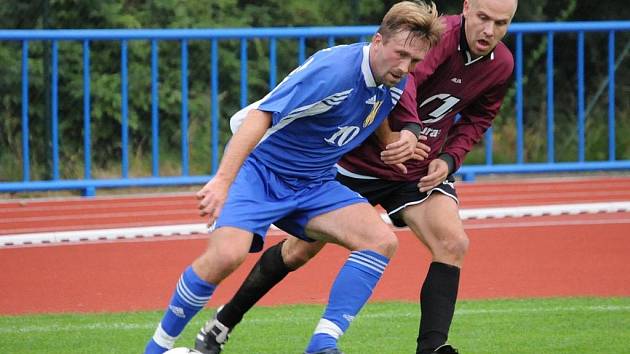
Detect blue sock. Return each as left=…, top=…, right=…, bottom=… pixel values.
left=145, top=266, right=216, bottom=354
left=305, top=250, right=389, bottom=353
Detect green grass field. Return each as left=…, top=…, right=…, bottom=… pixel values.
left=2, top=297, right=629, bottom=354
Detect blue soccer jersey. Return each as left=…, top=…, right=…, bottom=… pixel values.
left=219, top=43, right=408, bottom=251
left=231, top=43, right=406, bottom=182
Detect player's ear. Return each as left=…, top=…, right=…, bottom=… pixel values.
left=463, top=0, right=471, bottom=16
left=372, top=32, right=383, bottom=47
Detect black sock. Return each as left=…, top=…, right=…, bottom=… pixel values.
left=416, top=262, right=460, bottom=354
left=216, top=240, right=290, bottom=329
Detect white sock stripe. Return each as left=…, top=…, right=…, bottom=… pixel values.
left=152, top=323, right=178, bottom=349
left=178, top=276, right=213, bottom=302
left=348, top=257, right=385, bottom=274
left=176, top=279, right=206, bottom=308
left=176, top=278, right=210, bottom=308
left=350, top=251, right=388, bottom=269
left=349, top=252, right=387, bottom=272
left=347, top=258, right=386, bottom=275
left=313, top=318, right=343, bottom=339
left=181, top=280, right=212, bottom=304
left=175, top=284, right=201, bottom=308
left=176, top=283, right=208, bottom=309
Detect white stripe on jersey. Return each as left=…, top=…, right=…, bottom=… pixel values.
left=325, top=90, right=354, bottom=102
left=288, top=90, right=351, bottom=115
left=390, top=86, right=403, bottom=105
left=230, top=90, right=353, bottom=137
left=258, top=89, right=353, bottom=143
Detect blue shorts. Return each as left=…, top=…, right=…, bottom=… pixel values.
left=214, top=157, right=367, bottom=252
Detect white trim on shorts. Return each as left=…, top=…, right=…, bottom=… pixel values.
left=387, top=182, right=459, bottom=216
left=335, top=164, right=379, bottom=180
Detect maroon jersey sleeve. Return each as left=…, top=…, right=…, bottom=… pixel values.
left=442, top=77, right=511, bottom=171
left=388, top=74, right=420, bottom=125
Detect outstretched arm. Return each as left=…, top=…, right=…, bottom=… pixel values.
left=197, top=109, right=272, bottom=225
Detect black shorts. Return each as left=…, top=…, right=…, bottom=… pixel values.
left=335, top=173, right=458, bottom=228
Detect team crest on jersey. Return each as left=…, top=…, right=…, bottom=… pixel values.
left=363, top=100, right=383, bottom=127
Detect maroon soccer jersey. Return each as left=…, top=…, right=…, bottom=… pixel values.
left=338, top=15, right=514, bottom=181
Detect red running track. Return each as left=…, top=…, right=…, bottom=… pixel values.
left=2, top=176, right=630, bottom=235
left=0, top=176, right=629, bottom=315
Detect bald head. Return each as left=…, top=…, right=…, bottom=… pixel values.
left=463, top=0, right=518, bottom=57
left=467, top=0, right=518, bottom=20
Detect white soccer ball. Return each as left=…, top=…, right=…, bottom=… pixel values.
left=164, top=348, right=202, bottom=354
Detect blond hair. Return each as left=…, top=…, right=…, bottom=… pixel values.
left=378, top=1, right=443, bottom=49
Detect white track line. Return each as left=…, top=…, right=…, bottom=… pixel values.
left=463, top=217, right=630, bottom=229
left=458, top=201, right=630, bottom=219
left=2, top=202, right=629, bottom=247
left=0, top=224, right=208, bottom=247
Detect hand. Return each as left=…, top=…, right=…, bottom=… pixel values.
left=380, top=129, right=418, bottom=165
left=413, top=135, right=431, bottom=161
left=196, top=177, right=230, bottom=227
left=418, top=158, right=448, bottom=192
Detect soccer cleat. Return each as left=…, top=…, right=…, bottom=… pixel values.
left=305, top=349, right=344, bottom=354
left=194, top=306, right=230, bottom=354
left=432, top=344, right=459, bottom=354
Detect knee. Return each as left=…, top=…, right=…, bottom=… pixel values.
left=440, top=231, right=469, bottom=261
left=283, top=245, right=315, bottom=269
left=369, top=230, right=398, bottom=258
left=204, top=246, right=248, bottom=274
left=281, top=240, right=323, bottom=270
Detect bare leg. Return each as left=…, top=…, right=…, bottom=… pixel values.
left=145, top=227, right=253, bottom=354
left=304, top=203, right=397, bottom=353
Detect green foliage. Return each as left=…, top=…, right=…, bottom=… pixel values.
left=0, top=0, right=628, bottom=183
left=465, top=0, right=630, bottom=166
left=0, top=0, right=388, bottom=182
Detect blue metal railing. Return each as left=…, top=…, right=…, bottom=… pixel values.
left=0, top=21, right=629, bottom=195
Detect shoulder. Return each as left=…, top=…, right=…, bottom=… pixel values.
left=490, top=42, right=515, bottom=79
left=258, top=44, right=365, bottom=113
left=443, top=15, right=463, bottom=34
left=268, top=43, right=363, bottom=99
left=439, top=15, right=464, bottom=50
left=414, top=16, right=461, bottom=73
left=306, top=43, right=364, bottom=81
